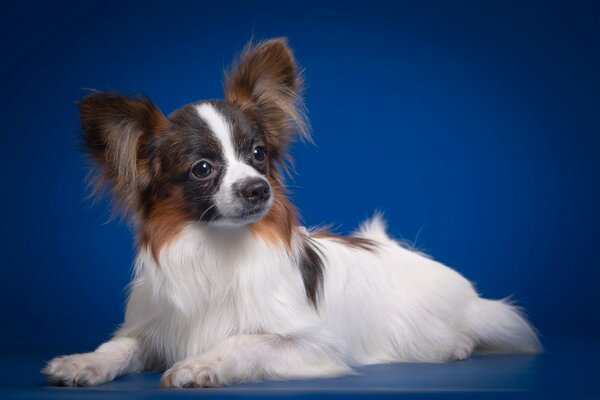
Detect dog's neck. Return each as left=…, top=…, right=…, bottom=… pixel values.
left=134, top=222, right=303, bottom=315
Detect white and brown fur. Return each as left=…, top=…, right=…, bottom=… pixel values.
left=43, top=38, right=541, bottom=388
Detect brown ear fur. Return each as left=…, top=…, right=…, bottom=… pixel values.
left=224, top=38, right=308, bottom=164
left=80, top=92, right=166, bottom=219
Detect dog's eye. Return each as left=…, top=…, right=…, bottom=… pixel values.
left=253, top=145, right=266, bottom=162
left=191, top=161, right=213, bottom=179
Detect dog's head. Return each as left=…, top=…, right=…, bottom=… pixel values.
left=81, top=39, right=306, bottom=236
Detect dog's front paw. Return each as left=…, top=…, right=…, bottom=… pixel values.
left=160, top=359, right=222, bottom=388
left=43, top=353, right=112, bottom=386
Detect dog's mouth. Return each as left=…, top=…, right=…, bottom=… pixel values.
left=212, top=203, right=272, bottom=228
left=237, top=204, right=270, bottom=218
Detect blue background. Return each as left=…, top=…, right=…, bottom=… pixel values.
left=0, top=0, right=598, bottom=362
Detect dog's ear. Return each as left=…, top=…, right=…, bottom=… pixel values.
left=224, top=38, right=308, bottom=163
left=79, top=92, right=166, bottom=218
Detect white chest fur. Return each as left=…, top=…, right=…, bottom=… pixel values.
left=117, top=224, right=319, bottom=366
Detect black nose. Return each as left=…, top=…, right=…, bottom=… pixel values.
left=238, top=178, right=270, bottom=204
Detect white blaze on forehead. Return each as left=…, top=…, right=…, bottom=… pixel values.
left=195, top=103, right=236, bottom=163
left=196, top=102, right=268, bottom=224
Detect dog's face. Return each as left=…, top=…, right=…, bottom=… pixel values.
left=80, top=38, right=306, bottom=231
left=155, top=101, right=273, bottom=227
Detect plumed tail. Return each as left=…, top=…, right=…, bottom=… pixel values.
left=355, top=212, right=390, bottom=242
left=467, top=298, right=541, bottom=354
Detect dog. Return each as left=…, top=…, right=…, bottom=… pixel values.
left=43, top=38, right=540, bottom=388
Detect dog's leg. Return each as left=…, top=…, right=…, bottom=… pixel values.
left=160, top=329, right=351, bottom=388
left=43, top=337, right=143, bottom=386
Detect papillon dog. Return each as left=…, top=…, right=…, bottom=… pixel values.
left=44, top=38, right=540, bottom=388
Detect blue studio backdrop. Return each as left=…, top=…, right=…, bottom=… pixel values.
left=0, top=0, right=598, bottom=362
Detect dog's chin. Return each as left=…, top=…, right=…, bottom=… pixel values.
left=209, top=205, right=271, bottom=229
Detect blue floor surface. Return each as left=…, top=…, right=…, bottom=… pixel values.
left=0, top=337, right=598, bottom=399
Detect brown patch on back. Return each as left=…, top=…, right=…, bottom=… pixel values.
left=138, top=187, right=193, bottom=262
left=249, top=176, right=298, bottom=249
left=312, top=230, right=378, bottom=252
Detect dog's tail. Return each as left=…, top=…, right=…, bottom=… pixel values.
left=466, top=298, right=542, bottom=354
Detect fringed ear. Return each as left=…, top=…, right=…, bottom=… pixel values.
left=224, top=38, right=308, bottom=164
left=79, top=92, right=166, bottom=219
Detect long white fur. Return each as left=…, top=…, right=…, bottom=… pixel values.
left=44, top=216, right=540, bottom=387
left=45, top=110, right=540, bottom=388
